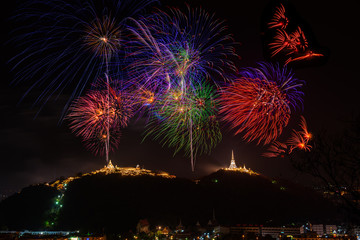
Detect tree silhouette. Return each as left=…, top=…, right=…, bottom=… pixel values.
left=291, top=116, right=360, bottom=223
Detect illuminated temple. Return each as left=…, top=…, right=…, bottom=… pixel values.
left=223, top=151, right=259, bottom=175
left=49, top=160, right=176, bottom=190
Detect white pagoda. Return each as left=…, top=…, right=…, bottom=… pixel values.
left=223, top=150, right=259, bottom=175
left=228, top=150, right=237, bottom=169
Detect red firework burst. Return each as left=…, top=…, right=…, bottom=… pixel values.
left=263, top=116, right=312, bottom=157
left=287, top=116, right=312, bottom=153
left=67, top=87, right=134, bottom=155
left=83, top=128, right=121, bottom=156
left=262, top=141, right=288, bottom=158
left=287, top=129, right=312, bottom=153
left=268, top=4, right=289, bottom=29
left=269, top=27, right=309, bottom=58
left=298, top=115, right=312, bottom=142
left=220, top=77, right=291, bottom=145
left=269, top=30, right=293, bottom=57
left=289, top=27, right=308, bottom=53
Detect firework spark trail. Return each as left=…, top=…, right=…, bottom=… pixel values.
left=189, top=118, right=194, bottom=172
left=126, top=18, right=175, bottom=91
left=285, top=50, right=324, bottom=65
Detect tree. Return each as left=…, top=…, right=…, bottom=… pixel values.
left=291, top=116, right=360, bottom=223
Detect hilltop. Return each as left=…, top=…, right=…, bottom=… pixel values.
left=0, top=164, right=338, bottom=233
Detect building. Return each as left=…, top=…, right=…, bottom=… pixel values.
left=223, top=151, right=259, bottom=175
left=214, top=225, right=230, bottom=235
left=312, top=225, right=324, bottom=236
left=261, top=227, right=300, bottom=238
left=230, top=225, right=260, bottom=235
left=229, top=150, right=238, bottom=169
left=325, top=225, right=337, bottom=235
left=229, top=225, right=300, bottom=239
left=137, top=219, right=150, bottom=234
left=0, top=231, right=105, bottom=240
left=308, top=224, right=337, bottom=236
left=49, top=161, right=176, bottom=190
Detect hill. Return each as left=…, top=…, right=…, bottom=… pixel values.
left=0, top=168, right=338, bottom=233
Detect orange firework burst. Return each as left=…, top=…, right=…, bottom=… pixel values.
left=287, top=116, right=313, bottom=153
left=267, top=4, right=324, bottom=66
left=268, top=4, right=288, bottom=29
left=84, top=16, right=121, bottom=57
left=287, top=130, right=312, bottom=153
left=269, top=27, right=308, bottom=58
left=137, top=87, right=155, bottom=106
left=299, top=115, right=312, bottom=141
left=263, top=116, right=313, bottom=157
left=289, top=27, right=309, bottom=53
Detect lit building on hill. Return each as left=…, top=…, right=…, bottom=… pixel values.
left=223, top=150, right=259, bottom=175
left=49, top=160, right=175, bottom=190
left=228, top=150, right=238, bottom=169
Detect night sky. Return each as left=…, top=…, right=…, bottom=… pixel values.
left=1, top=0, right=359, bottom=197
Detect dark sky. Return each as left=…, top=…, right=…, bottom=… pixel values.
left=1, top=0, right=359, bottom=196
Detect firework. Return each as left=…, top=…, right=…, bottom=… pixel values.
left=269, top=30, right=293, bottom=57
left=263, top=116, right=312, bottom=157
left=285, top=50, right=324, bottom=65
left=262, top=141, right=288, bottom=158
left=287, top=130, right=312, bottom=153
left=67, top=86, right=134, bottom=156
left=144, top=81, right=221, bottom=171
left=289, top=27, right=309, bottom=53
left=136, top=87, right=156, bottom=106
left=268, top=4, right=288, bottom=29
left=287, top=116, right=312, bottom=153
left=126, top=19, right=175, bottom=91
left=220, top=62, right=304, bottom=145
left=266, top=4, right=324, bottom=65
left=298, top=115, right=312, bottom=141
left=156, top=6, right=238, bottom=82
left=84, top=16, right=121, bottom=57
left=10, top=0, right=158, bottom=115
left=126, top=6, right=238, bottom=92
left=269, top=26, right=308, bottom=59
left=83, top=128, right=121, bottom=156
left=239, top=62, right=304, bottom=110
